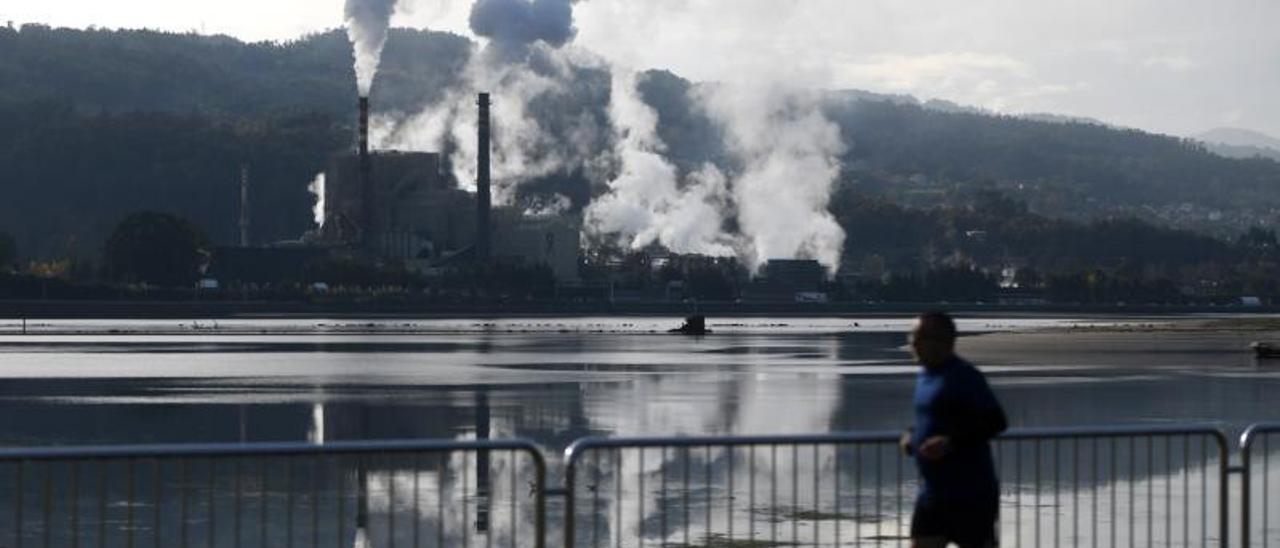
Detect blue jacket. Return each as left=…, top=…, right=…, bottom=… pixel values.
left=911, top=355, right=1008, bottom=503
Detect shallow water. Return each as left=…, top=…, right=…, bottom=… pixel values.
left=0, top=316, right=1278, bottom=545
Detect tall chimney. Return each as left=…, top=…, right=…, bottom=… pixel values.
left=476, top=92, right=491, bottom=263
left=238, top=163, right=250, bottom=247
left=358, top=96, right=373, bottom=249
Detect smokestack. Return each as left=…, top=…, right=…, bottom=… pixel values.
left=476, top=92, right=491, bottom=263
left=359, top=96, right=373, bottom=248
left=238, top=163, right=250, bottom=247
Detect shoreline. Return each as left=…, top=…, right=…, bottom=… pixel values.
left=2, top=298, right=1278, bottom=320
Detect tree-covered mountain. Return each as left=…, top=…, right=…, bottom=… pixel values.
left=3, top=23, right=1280, bottom=276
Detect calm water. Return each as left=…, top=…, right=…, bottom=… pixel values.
left=0, top=316, right=1277, bottom=545
left=0, top=316, right=1276, bottom=449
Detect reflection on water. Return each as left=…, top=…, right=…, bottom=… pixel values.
left=0, top=316, right=1278, bottom=544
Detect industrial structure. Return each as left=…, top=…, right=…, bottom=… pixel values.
left=312, top=93, right=580, bottom=282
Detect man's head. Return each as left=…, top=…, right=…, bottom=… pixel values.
left=910, top=311, right=957, bottom=368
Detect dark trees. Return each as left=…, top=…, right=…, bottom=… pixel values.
left=105, top=212, right=209, bottom=286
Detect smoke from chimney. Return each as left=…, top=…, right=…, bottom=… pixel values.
left=469, top=0, right=578, bottom=57
left=345, top=0, right=399, bottom=96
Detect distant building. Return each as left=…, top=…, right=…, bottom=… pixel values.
left=763, top=259, right=824, bottom=292
left=318, top=150, right=581, bottom=282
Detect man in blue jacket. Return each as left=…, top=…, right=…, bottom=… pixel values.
left=899, top=311, right=1008, bottom=548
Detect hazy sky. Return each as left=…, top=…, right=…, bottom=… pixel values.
left=7, top=0, right=1279, bottom=138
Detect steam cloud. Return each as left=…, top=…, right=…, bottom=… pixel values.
left=345, top=0, right=399, bottom=96
left=374, top=0, right=848, bottom=274
left=585, top=71, right=739, bottom=257
left=700, top=86, right=847, bottom=274
left=469, top=0, right=578, bottom=51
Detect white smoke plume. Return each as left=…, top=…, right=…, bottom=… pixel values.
left=697, top=85, right=847, bottom=274
left=375, top=0, right=604, bottom=206
left=345, top=0, right=399, bottom=96
left=308, top=172, right=326, bottom=228
left=585, top=70, right=739, bottom=257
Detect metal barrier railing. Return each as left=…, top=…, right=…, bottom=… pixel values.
left=0, top=439, right=547, bottom=548
left=561, top=426, right=1231, bottom=547
left=0, top=424, right=1256, bottom=547
left=1241, top=422, right=1280, bottom=547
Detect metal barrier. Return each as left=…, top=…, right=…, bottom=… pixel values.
left=0, top=439, right=547, bottom=548
left=1241, top=422, right=1280, bottom=547
left=562, top=426, right=1231, bottom=547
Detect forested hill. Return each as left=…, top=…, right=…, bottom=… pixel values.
left=2, top=24, right=1280, bottom=264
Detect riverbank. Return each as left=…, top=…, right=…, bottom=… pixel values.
left=1, top=298, right=1277, bottom=320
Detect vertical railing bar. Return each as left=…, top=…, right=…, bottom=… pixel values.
left=41, top=461, right=52, bottom=548
left=1053, top=438, right=1059, bottom=548
left=812, top=444, right=819, bottom=548
left=661, top=447, right=668, bottom=546
left=507, top=452, right=515, bottom=548
left=311, top=456, right=320, bottom=548
left=637, top=448, right=644, bottom=548
left=590, top=450, right=599, bottom=547
left=685, top=446, right=693, bottom=548
left=791, top=444, right=798, bottom=546
left=1034, top=438, right=1040, bottom=547
left=153, top=460, right=162, bottom=548
left=437, top=456, right=445, bottom=548
left=854, top=443, right=861, bottom=548
left=337, top=456, right=347, bottom=548
left=874, top=443, right=881, bottom=545
left=1165, top=435, right=1171, bottom=547
left=770, top=444, right=777, bottom=547
left=1182, top=435, right=1188, bottom=547
left=97, top=460, right=106, bottom=548
left=126, top=458, right=135, bottom=548
left=70, top=460, right=80, bottom=548
left=1201, top=435, right=1206, bottom=547
left=208, top=459, right=217, bottom=548
left=833, top=444, right=841, bottom=548
left=286, top=457, right=294, bottom=548
left=728, top=445, right=735, bottom=542
left=706, top=446, right=713, bottom=546
left=1073, top=437, right=1079, bottom=547
left=1091, top=437, right=1098, bottom=548
left=895, top=442, right=903, bottom=548
left=1265, top=433, right=1271, bottom=548
left=463, top=449, right=471, bottom=548
left=614, top=449, right=621, bottom=548
left=16, top=461, right=24, bottom=548
left=234, top=458, right=242, bottom=548
left=1152, top=435, right=1162, bottom=545
left=259, top=458, right=267, bottom=548
left=413, top=454, right=421, bottom=548
left=1015, top=439, right=1021, bottom=545
left=1111, top=437, right=1117, bottom=548
left=748, top=446, right=755, bottom=544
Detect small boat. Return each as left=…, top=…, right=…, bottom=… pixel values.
left=669, top=315, right=710, bottom=335
left=1251, top=341, right=1280, bottom=359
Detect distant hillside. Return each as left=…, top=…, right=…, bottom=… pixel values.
left=3, top=25, right=1280, bottom=263
left=1196, top=127, right=1280, bottom=162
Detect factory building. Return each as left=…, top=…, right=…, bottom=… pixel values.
left=315, top=93, right=581, bottom=282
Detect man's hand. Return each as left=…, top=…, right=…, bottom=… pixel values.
left=899, top=429, right=914, bottom=456
left=917, top=435, right=952, bottom=461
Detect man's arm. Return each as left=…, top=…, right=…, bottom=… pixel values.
left=950, top=367, right=1008, bottom=448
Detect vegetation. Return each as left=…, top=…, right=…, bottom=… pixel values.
left=105, top=212, right=210, bottom=286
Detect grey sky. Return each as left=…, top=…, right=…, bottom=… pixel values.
left=8, top=0, right=1279, bottom=137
